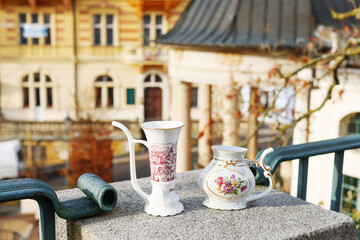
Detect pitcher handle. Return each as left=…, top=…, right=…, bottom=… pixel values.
left=112, top=121, right=150, bottom=203
left=246, top=147, right=274, bottom=202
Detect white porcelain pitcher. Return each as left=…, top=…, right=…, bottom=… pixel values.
left=112, top=121, right=184, bottom=216
left=198, top=145, right=274, bottom=210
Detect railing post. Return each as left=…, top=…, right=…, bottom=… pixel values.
left=330, top=151, right=344, bottom=212
left=37, top=198, right=55, bottom=240
left=297, top=157, right=309, bottom=200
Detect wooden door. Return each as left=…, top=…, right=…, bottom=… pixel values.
left=144, top=87, right=162, bottom=121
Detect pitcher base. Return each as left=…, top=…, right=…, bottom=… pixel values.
left=145, top=200, right=184, bottom=216
left=203, top=198, right=247, bottom=210
left=144, top=180, right=184, bottom=216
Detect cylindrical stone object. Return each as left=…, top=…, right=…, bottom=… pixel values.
left=77, top=173, right=118, bottom=211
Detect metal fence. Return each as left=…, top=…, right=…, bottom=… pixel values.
left=256, top=134, right=360, bottom=238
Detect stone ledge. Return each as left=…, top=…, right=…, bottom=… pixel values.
left=55, top=170, right=357, bottom=240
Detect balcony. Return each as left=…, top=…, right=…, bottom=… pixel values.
left=123, top=46, right=168, bottom=65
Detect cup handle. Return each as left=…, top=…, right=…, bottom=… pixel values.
left=112, top=121, right=150, bottom=203
left=246, top=147, right=274, bottom=202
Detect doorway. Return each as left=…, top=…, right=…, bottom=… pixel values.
left=144, top=87, right=162, bottom=121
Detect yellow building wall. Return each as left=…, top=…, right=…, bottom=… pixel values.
left=76, top=62, right=140, bottom=121
left=0, top=62, right=75, bottom=121
left=0, top=0, right=189, bottom=58
left=75, top=0, right=142, bottom=56
left=168, top=0, right=189, bottom=29
left=0, top=0, right=190, bottom=122
left=0, top=0, right=74, bottom=58
left=0, top=0, right=190, bottom=169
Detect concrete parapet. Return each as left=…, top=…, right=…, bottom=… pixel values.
left=56, top=170, right=357, bottom=239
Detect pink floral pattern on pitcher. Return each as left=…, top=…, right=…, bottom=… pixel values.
left=215, top=175, right=247, bottom=195
left=149, top=143, right=177, bottom=182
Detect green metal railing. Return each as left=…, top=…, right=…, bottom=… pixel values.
left=0, top=173, right=118, bottom=240
left=255, top=134, right=360, bottom=237
left=1, top=135, right=360, bottom=239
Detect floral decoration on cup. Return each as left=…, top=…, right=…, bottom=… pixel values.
left=215, top=174, right=247, bottom=195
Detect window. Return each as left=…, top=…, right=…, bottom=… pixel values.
left=22, top=76, right=29, bottom=108
left=19, top=14, right=27, bottom=45
left=95, top=75, right=114, bottom=108
left=106, top=15, right=114, bottom=46
left=143, top=15, right=151, bottom=46
left=341, top=175, right=360, bottom=214
left=93, top=14, right=101, bottom=45
left=31, top=14, right=39, bottom=45
left=107, top=87, right=114, bottom=107
left=144, top=75, right=151, bottom=82
left=143, top=14, right=164, bottom=46
left=144, top=73, right=162, bottom=83
left=127, top=88, right=135, bottom=105
left=34, top=72, right=40, bottom=82
left=95, top=87, right=102, bottom=108
left=23, top=88, right=29, bottom=108
left=348, top=113, right=360, bottom=135
left=45, top=76, right=53, bottom=108
left=155, top=75, right=162, bottom=82
left=35, top=88, right=40, bottom=106
left=191, top=87, right=198, bottom=107
left=155, top=15, right=163, bottom=38
left=44, top=14, right=51, bottom=45
left=19, top=13, right=52, bottom=46
left=46, top=88, right=53, bottom=107
left=22, top=73, right=53, bottom=108
left=93, top=14, right=114, bottom=46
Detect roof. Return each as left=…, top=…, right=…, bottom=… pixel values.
left=157, top=0, right=360, bottom=49
left=157, top=0, right=314, bottom=49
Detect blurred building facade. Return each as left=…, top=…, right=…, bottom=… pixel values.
left=158, top=0, right=312, bottom=171
left=159, top=0, right=360, bottom=216
left=290, top=1, right=360, bottom=213
left=292, top=68, right=360, bottom=212
left=0, top=0, right=190, bottom=122
left=0, top=0, right=190, bottom=170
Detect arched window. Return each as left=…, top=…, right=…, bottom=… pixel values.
left=144, top=75, right=151, bottom=82
left=155, top=74, right=162, bottom=82
left=338, top=113, right=360, bottom=214
left=21, top=73, right=53, bottom=108
left=348, top=113, right=360, bottom=135
left=95, top=75, right=114, bottom=108
left=143, top=73, right=162, bottom=83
